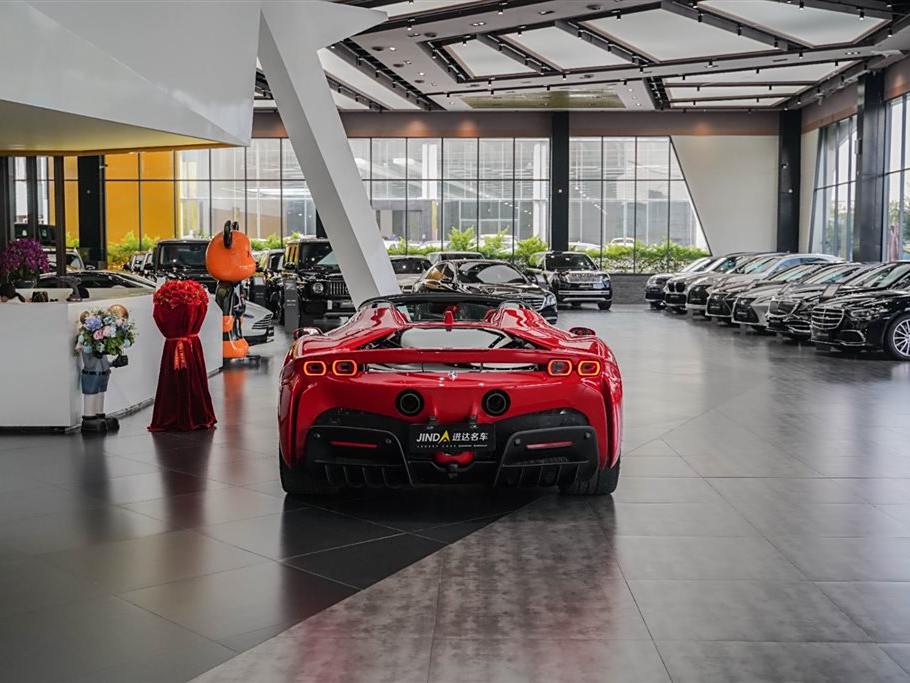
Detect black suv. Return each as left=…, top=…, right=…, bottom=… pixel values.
left=527, top=251, right=612, bottom=310
left=282, top=239, right=353, bottom=327
left=149, top=239, right=217, bottom=292
left=251, top=248, right=284, bottom=313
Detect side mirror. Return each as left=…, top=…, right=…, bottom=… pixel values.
left=293, top=327, right=323, bottom=340
left=85, top=265, right=96, bottom=271
left=569, top=326, right=596, bottom=337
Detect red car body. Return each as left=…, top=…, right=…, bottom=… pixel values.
left=278, top=295, right=622, bottom=495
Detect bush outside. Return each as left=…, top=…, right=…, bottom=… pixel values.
left=98, top=230, right=708, bottom=273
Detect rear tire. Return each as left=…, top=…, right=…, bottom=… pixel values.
left=280, top=454, right=339, bottom=496
left=885, top=313, right=910, bottom=361
left=560, top=458, right=619, bottom=496
left=598, top=301, right=612, bottom=311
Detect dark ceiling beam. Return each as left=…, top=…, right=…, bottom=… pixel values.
left=554, top=19, right=653, bottom=66
left=325, top=75, right=386, bottom=111
left=420, top=40, right=473, bottom=84
left=797, top=0, right=893, bottom=21
left=475, top=33, right=555, bottom=74
left=333, top=40, right=442, bottom=109
left=662, top=0, right=811, bottom=50
left=355, top=0, right=548, bottom=33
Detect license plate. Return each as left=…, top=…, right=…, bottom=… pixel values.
left=409, top=423, right=494, bottom=452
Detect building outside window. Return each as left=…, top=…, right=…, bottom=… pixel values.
left=884, top=96, right=910, bottom=261
left=809, top=116, right=857, bottom=260
left=568, top=136, right=708, bottom=273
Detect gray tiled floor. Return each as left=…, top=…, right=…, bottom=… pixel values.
left=3, top=306, right=910, bottom=682
left=191, top=306, right=910, bottom=682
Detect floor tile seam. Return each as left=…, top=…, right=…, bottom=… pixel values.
left=288, top=501, right=438, bottom=535
left=106, top=593, right=234, bottom=652
left=272, top=563, right=364, bottom=592
left=104, top=557, right=291, bottom=597
left=279, top=530, right=413, bottom=561
left=590, top=511, right=672, bottom=679
left=190, top=524, right=403, bottom=563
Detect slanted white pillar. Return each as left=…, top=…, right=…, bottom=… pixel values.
left=259, top=1, right=400, bottom=304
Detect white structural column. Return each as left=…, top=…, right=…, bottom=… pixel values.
left=259, top=1, right=400, bottom=304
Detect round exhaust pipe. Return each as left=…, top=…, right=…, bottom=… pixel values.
left=482, top=390, right=510, bottom=417
left=396, top=390, right=424, bottom=416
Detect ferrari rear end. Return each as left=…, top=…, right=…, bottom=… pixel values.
left=278, top=318, right=622, bottom=496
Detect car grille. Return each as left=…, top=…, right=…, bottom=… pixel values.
left=687, top=288, right=708, bottom=305
left=733, top=299, right=758, bottom=323
left=707, top=293, right=731, bottom=316
left=251, top=313, right=273, bottom=329
left=524, top=295, right=545, bottom=310
left=667, top=281, right=686, bottom=293
left=811, top=305, right=844, bottom=330
left=326, top=280, right=349, bottom=298
left=789, top=320, right=810, bottom=334
left=564, top=273, right=601, bottom=284
left=770, top=299, right=796, bottom=315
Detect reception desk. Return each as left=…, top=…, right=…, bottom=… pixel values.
left=0, top=289, right=222, bottom=430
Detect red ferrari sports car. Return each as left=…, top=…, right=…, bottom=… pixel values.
left=278, top=294, right=622, bottom=496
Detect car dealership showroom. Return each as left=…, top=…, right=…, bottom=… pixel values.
left=4, top=1, right=910, bottom=681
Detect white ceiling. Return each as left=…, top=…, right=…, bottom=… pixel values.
left=701, top=0, right=886, bottom=48
left=504, top=26, right=630, bottom=70
left=446, top=39, right=536, bottom=77
left=668, top=84, right=804, bottom=99
left=583, top=9, right=773, bottom=62
left=671, top=96, right=787, bottom=108
left=283, top=0, right=907, bottom=112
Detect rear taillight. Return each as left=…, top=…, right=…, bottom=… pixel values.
left=577, top=360, right=602, bottom=376
left=547, top=359, right=572, bottom=376
left=332, top=359, right=358, bottom=376
left=303, top=360, right=327, bottom=376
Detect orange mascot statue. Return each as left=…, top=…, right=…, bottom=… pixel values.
left=206, top=221, right=256, bottom=360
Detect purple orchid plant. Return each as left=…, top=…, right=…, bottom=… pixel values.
left=0, top=238, right=50, bottom=282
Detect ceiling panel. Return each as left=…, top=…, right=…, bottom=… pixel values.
left=668, top=84, right=804, bottom=99
left=377, top=0, right=485, bottom=19
left=331, top=90, right=370, bottom=110
left=700, top=0, right=886, bottom=48
left=447, top=40, right=537, bottom=77
left=663, top=61, right=850, bottom=85
left=504, top=26, right=629, bottom=70
left=584, top=9, right=773, bottom=62
left=318, top=48, right=420, bottom=110
left=670, top=97, right=787, bottom=108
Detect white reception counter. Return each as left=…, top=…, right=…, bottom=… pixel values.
left=0, top=289, right=222, bottom=430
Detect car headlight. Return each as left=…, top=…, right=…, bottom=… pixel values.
left=848, top=306, right=888, bottom=321
left=602, top=274, right=612, bottom=285
left=543, top=293, right=557, bottom=308
left=310, top=282, right=325, bottom=295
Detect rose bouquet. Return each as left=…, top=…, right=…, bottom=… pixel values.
left=75, top=307, right=136, bottom=358
left=0, top=238, right=50, bottom=284
left=153, top=279, right=210, bottom=309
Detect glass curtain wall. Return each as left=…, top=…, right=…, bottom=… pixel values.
left=101, top=137, right=548, bottom=265
left=883, top=96, right=910, bottom=261
left=568, top=136, right=708, bottom=273
left=12, top=156, right=79, bottom=245
left=360, top=137, right=550, bottom=252
left=809, top=116, right=857, bottom=259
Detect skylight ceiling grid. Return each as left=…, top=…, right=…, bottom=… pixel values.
left=583, top=9, right=774, bottom=62
left=700, top=0, right=887, bottom=48
left=446, top=39, right=537, bottom=78
left=503, top=26, right=630, bottom=70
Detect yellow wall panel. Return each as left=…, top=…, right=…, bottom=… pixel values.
left=141, top=181, right=176, bottom=241
left=105, top=181, right=139, bottom=245
left=106, top=153, right=138, bottom=180
left=140, top=151, right=174, bottom=180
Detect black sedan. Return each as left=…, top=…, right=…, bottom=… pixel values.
left=811, top=289, right=910, bottom=360
left=413, top=259, right=558, bottom=323
left=526, top=251, right=612, bottom=310
left=768, top=262, right=910, bottom=341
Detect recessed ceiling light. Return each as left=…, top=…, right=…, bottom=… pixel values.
left=418, top=71, right=425, bottom=76
left=538, top=9, right=553, bottom=15
left=388, top=46, right=397, bottom=51
left=471, top=21, right=486, bottom=26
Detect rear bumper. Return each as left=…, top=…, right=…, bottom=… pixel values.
left=293, top=408, right=600, bottom=488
